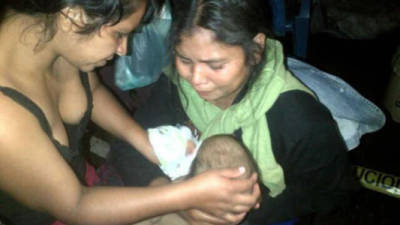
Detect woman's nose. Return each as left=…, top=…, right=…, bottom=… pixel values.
left=116, top=37, right=128, bottom=56
left=191, top=64, right=206, bottom=85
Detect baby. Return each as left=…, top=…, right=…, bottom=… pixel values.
left=135, top=131, right=258, bottom=225
left=189, top=134, right=257, bottom=179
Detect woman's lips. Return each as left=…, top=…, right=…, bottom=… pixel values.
left=196, top=89, right=211, bottom=97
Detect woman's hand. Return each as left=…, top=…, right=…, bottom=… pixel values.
left=179, top=208, right=247, bottom=225
left=183, top=168, right=261, bottom=224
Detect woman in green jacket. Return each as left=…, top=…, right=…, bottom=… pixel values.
left=110, top=0, right=356, bottom=224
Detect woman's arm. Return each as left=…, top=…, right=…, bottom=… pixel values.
left=0, top=97, right=260, bottom=225
left=88, top=71, right=159, bottom=164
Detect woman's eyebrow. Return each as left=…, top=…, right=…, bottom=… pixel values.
left=175, top=51, right=190, bottom=60
left=175, top=51, right=226, bottom=63
left=199, top=58, right=226, bottom=64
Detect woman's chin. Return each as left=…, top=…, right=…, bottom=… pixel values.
left=196, top=90, right=213, bottom=98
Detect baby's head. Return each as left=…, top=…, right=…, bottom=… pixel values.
left=190, top=134, right=257, bottom=178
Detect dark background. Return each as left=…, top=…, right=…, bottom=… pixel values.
left=284, top=1, right=400, bottom=224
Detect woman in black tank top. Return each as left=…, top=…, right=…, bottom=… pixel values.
left=0, top=1, right=260, bottom=225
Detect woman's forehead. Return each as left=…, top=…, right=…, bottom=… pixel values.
left=177, top=29, right=242, bottom=56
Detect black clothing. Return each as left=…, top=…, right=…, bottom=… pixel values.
left=245, top=91, right=355, bottom=223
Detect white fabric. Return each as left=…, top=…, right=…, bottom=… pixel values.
left=148, top=125, right=201, bottom=180
left=287, top=57, right=386, bottom=150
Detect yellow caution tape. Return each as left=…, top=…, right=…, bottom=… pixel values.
left=356, top=165, right=400, bottom=199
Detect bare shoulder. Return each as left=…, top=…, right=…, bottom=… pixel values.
left=0, top=92, right=38, bottom=142
left=0, top=90, right=63, bottom=164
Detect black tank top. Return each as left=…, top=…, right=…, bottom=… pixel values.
left=0, top=72, right=93, bottom=225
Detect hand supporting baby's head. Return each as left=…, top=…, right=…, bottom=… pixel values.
left=189, top=134, right=258, bottom=179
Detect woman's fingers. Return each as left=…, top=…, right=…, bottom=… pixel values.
left=223, top=212, right=247, bottom=225
left=184, top=209, right=247, bottom=225
left=184, top=209, right=227, bottom=225
left=253, top=181, right=262, bottom=209
left=227, top=173, right=261, bottom=209
left=187, top=169, right=260, bottom=219
left=217, top=167, right=247, bottom=179
left=223, top=170, right=259, bottom=193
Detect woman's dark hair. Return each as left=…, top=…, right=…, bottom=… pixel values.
left=1, top=0, right=164, bottom=47
left=169, top=0, right=273, bottom=79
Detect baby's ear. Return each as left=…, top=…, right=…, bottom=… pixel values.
left=252, top=33, right=266, bottom=64
left=59, top=6, right=88, bottom=33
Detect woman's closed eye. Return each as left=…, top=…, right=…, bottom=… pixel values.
left=178, top=56, right=193, bottom=65
left=208, top=63, right=224, bottom=70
